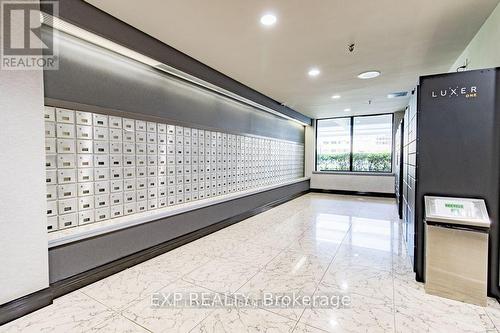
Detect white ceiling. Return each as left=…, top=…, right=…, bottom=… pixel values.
left=86, top=0, right=499, bottom=119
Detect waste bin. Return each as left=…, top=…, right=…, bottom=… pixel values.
left=424, top=196, right=490, bottom=306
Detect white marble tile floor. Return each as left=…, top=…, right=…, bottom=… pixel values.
left=2, top=193, right=498, bottom=333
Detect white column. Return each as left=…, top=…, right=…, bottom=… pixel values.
left=0, top=0, right=49, bottom=304
left=304, top=123, right=315, bottom=177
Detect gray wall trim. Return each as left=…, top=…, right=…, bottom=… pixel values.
left=48, top=180, right=310, bottom=283
left=39, top=0, right=311, bottom=125
left=310, top=188, right=396, bottom=198
left=0, top=288, right=52, bottom=326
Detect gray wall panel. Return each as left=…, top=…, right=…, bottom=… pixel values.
left=49, top=180, right=310, bottom=283
left=43, top=30, right=304, bottom=143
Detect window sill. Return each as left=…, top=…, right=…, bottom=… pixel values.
left=312, top=171, right=395, bottom=177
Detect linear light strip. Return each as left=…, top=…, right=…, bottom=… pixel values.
left=40, top=13, right=309, bottom=126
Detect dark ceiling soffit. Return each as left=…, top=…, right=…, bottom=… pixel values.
left=40, top=0, right=311, bottom=126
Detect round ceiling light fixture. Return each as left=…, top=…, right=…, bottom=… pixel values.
left=357, top=70, right=381, bottom=79
left=260, top=13, right=277, bottom=26
left=308, top=68, right=320, bottom=77
left=331, top=95, right=341, bottom=99
left=344, top=108, right=351, bottom=112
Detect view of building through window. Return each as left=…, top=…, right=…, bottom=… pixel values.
left=352, top=114, right=393, bottom=171
left=316, top=117, right=351, bottom=171
left=316, top=114, right=393, bottom=172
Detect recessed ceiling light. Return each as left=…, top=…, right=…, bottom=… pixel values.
left=260, top=14, right=277, bottom=26
left=308, top=68, right=320, bottom=77
left=344, top=108, right=351, bottom=112
left=331, top=95, right=341, bottom=99
left=358, top=70, right=381, bottom=79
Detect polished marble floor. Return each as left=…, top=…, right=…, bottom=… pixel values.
left=2, top=193, right=500, bottom=332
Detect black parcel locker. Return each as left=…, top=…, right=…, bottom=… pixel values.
left=415, top=68, right=500, bottom=298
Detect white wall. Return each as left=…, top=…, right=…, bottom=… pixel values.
left=304, top=123, right=315, bottom=176
left=310, top=173, right=395, bottom=193
left=304, top=120, right=396, bottom=194
left=450, top=2, right=500, bottom=71
left=0, top=0, right=49, bottom=304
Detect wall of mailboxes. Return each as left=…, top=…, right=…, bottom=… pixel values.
left=44, top=106, right=305, bottom=232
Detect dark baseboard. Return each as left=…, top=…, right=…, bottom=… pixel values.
left=310, top=188, right=396, bottom=198
left=0, top=288, right=52, bottom=326
left=1, top=189, right=308, bottom=325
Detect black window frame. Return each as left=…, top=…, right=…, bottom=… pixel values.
left=315, top=113, right=394, bottom=173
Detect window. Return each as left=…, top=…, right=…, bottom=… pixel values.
left=316, top=118, right=351, bottom=171
left=316, top=114, right=393, bottom=173
left=352, top=114, right=393, bottom=172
